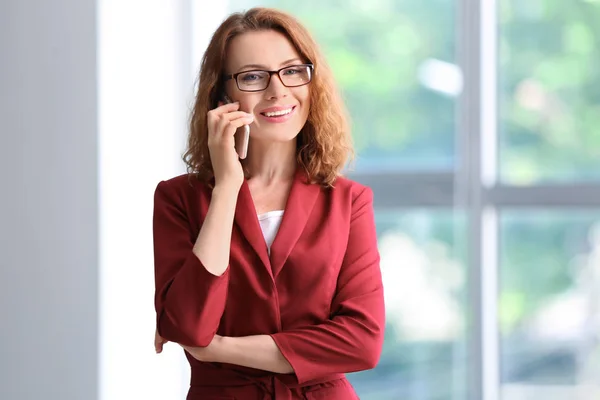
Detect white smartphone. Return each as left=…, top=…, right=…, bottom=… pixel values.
left=223, top=94, right=250, bottom=159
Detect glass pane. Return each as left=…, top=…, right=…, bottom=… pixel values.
left=227, top=0, right=458, bottom=172
left=351, top=209, right=467, bottom=400
left=499, top=1, right=600, bottom=184
left=500, top=211, right=600, bottom=399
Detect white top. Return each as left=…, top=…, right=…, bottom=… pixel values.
left=257, top=210, right=284, bottom=255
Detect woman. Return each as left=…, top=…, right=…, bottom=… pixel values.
left=153, top=7, right=385, bottom=399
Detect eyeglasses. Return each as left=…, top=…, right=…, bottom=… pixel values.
left=224, top=64, right=314, bottom=92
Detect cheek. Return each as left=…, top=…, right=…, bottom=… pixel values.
left=238, top=95, right=261, bottom=114
left=297, top=91, right=310, bottom=119
left=300, top=89, right=310, bottom=107
left=300, top=99, right=310, bottom=121
left=242, top=101, right=257, bottom=114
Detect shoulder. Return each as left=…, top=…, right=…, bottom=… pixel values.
left=330, top=175, right=374, bottom=206
left=153, top=173, right=211, bottom=205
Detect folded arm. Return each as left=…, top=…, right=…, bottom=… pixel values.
left=153, top=181, right=239, bottom=347
left=206, top=187, right=385, bottom=383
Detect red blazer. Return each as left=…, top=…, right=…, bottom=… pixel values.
left=153, top=168, right=385, bottom=399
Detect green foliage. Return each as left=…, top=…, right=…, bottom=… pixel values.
left=231, top=0, right=456, bottom=170
left=500, top=1, right=600, bottom=183
left=225, top=0, right=600, bottom=397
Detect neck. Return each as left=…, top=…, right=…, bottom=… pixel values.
left=245, top=137, right=297, bottom=185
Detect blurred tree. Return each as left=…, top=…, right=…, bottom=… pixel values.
left=500, top=0, right=600, bottom=183
left=229, top=0, right=456, bottom=172
left=221, top=0, right=600, bottom=397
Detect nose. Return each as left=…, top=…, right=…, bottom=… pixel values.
left=264, top=72, right=288, bottom=100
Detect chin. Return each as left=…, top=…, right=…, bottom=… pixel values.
left=252, top=127, right=302, bottom=143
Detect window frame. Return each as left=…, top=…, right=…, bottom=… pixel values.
left=348, top=1, right=600, bottom=399
left=197, top=1, right=600, bottom=399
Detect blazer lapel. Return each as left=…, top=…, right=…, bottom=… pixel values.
left=270, top=169, right=320, bottom=278
left=234, top=181, right=272, bottom=277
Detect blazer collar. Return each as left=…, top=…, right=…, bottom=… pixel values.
left=234, top=167, right=321, bottom=279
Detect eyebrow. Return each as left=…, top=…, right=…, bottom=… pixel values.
left=236, top=58, right=304, bottom=72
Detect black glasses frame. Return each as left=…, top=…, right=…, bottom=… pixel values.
left=224, top=63, right=314, bottom=92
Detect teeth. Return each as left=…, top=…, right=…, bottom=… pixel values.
left=264, top=108, right=293, bottom=117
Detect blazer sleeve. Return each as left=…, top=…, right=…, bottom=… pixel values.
left=270, top=186, right=386, bottom=384
left=153, top=180, right=229, bottom=347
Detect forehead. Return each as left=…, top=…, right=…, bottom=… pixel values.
left=225, top=30, right=302, bottom=72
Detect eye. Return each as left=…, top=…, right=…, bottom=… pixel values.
left=283, top=67, right=302, bottom=75
left=239, top=71, right=267, bottom=82
left=240, top=74, right=258, bottom=81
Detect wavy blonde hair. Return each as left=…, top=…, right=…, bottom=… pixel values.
left=183, top=7, right=353, bottom=187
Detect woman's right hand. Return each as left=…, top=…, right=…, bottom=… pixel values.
left=206, top=101, right=254, bottom=190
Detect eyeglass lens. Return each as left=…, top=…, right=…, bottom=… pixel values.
left=236, top=65, right=312, bottom=91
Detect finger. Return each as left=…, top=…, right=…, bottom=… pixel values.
left=207, top=102, right=240, bottom=130
left=220, top=110, right=254, bottom=122
left=215, top=114, right=254, bottom=135
left=217, top=115, right=254, bottom=139
left=211, top=112, right=253, bottom=139
left=155, top=331, right=168, bottom=352
left=213, top=101, right=240, bottom=114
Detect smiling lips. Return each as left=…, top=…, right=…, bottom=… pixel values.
left=259, top=105, right=296, bottom=123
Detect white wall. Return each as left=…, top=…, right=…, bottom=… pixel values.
left=0, top=1, right=229, bottom=399
left=97, top=0, right=192, bottom=398
left=0, top=0, right=99, bottom=399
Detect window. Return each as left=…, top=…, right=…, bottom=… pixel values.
left=500, top=211, right=600, bottom=399
left=217, top=1, right=600, bottom=398
left=499, top=0, right=600, bottom=184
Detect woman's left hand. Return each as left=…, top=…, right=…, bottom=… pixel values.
left=155, top=329, right=169, bottom=353
left=181, top=334, right=223, bottom=363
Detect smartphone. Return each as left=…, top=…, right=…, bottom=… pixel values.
left=223, top=94, right=250, bottom=160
